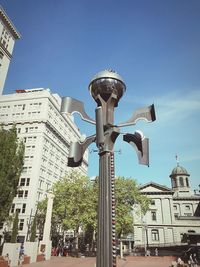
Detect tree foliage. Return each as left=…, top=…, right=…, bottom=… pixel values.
left=37, top=172, right=149, bottom=248
left=52, top=171, right=97, bottom=235
left=30, top=215, right=37, bottom=242
left=0, top=125, right=24, bottom=224
left=115, top=176, right=150, bottom=238
left=10, top=211, right=19, bottom=243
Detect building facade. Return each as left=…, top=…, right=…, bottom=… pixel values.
left=0, top=6, right=20, bottom=95
left=133, top=164, right=200, bottom=252
left=0, top=88, right=88, bottom=242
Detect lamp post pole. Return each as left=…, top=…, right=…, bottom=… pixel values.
left=89, top=71, right=126, bottom=267
left=61, top=69, right=156, bottom=267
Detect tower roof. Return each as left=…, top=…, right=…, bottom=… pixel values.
left=170, top=165, right=190, bottom=177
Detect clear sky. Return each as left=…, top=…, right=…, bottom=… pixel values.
left=1, top=0, right=200, bottom=189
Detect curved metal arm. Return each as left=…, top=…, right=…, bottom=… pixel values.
left=68, top=134, right=96, bottom=167
left=61, top=96, right=96, bottom=125
left=123, top=131, right=149, bottom=166
left=118, top=104, right=156, bottom=127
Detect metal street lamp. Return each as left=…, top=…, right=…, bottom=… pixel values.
left=61, top=69, right=156, bottom=267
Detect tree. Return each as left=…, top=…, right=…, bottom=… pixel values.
left=37, top=173, right=149, bottom=250
left=30, top=215, right=37, bottom=242
left=10, top=211, right=19, bottom=243
left=0, top=125, right=24, bottom=224
left=115, top=176, right=150, bottom=238
left=52, top=171, right=97, bottom=249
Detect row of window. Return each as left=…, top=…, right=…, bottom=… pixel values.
left=19, top=178, right=30, bottom=187
left=17, top=190, right=28, bottom=198
left=11, top=204, right=26, bottom=214
left=173, top=204, right=191, bottom=210
left=172, top=177, right=189, bottom=188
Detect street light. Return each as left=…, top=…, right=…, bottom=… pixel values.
left=61, top=69, right=156, bottom=267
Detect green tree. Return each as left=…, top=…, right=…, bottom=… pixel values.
left=115, top=176, right=150, bottom=238
left=37, top=173, right=149, bottom=250
left=10, top=211, right=19, bottom=243
left=52, top=171, right=97, bottom=249
left=30, top=215, right=37, bottom=242
left=0, top=125, right=24, bottom=224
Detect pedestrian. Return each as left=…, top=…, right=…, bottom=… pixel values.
left=177, top=257, right=184, bottom=266
left=146, top=249, right=151, bottom=256
left=42, top=248, right=46, bottom=260
left=4, top=253, right=11, bottom=267
left=19, top=253, right=24, bottom=267
left=19, top=243, right=25, bottom=267
left=155, top=248, right=158, bottom=256
left=188, top=253, right=195, bottom=267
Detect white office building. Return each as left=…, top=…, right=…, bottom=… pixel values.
left=0, top=88, right=88, bottom=242
left=133, top=164, right=200, bottom=252
left=0, top=6, right=20, bottom=95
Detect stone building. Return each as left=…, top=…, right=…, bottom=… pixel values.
left=0, top=6, right=20, bottom=94
left=0, top=88, right=88, bottom=243
left=133, top=164, right=200, bottom=252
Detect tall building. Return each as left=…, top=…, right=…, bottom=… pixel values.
left=133, top=163, right=200, bottom=253
left=0, top=6, right=20, bottom=95
left=0, top=88, right=88, bottom=242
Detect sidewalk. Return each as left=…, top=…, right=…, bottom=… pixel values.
left=17, top=256, right=174, bottom=267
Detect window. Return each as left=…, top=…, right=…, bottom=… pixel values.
left=20, top=178, right=26, bottom=186
left=11, top=204, right=15, bottom=213
left=173, top=205, right=177, bottom=210
left=174, top=214, right=179, bottom=220
left=186, top=178, right=189, bottom=187
left=19, top=219, right=24, bottom=230
left=26, top=178, right=30, bottom=186
left=179, top=177, right=184, bottom=187
left=22, top=204, right=26, bottom=213
left=151, top=211, right=157, bottom=221
left=0, top=51, right=3, bottom=67
left=18, top=190, right=23, bottom=198
left=185, top=205, right=190, bottom=210
left=24, top=190, right=28, bottom=198
left=16, top=208, right=20, bottom=214
left=151, top=200, right=155, bottom=205
left=151, top=229, right=159, bottom=241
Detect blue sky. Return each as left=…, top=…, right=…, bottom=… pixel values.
left=1, top=0, right=200, bottom=189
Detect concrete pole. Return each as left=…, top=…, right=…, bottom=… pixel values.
left=42, top=192, right=54, bottom=242
left=39, top=192, right=54, bottom=260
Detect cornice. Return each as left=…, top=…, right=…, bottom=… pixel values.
left=0, top=6, right=21, bottom=39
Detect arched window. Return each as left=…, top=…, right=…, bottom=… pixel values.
left=179, top=177, right=184, bottom=187
left=151, top=229, right=159, bottom=241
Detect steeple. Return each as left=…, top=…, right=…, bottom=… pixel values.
left=169, top=155, right=191, bottom=193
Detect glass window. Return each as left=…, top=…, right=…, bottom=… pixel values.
left=18, top=190, right=23, bottom=198
left=19, top=219, right=24, bottom=230
left=151, top=229, right=159, bottom=241
left=22, top=204, right=26, bottom=213
left=11, top=204, right=15, bottom=213
left=26, top=178, right=30, bottom=186
left=24, top=190, right=28, bottom=198
left=151, top=211, right=157, bottom=221
left=151, top=200, right=155, bottom=205
left=179, top=177, right=184, bottom=187
left=174, top=214, right=179, bottom=220
left=20, top=178, right=26, bottom=186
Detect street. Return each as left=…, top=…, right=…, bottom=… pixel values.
left=17, top=256, right=175, bottom=267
